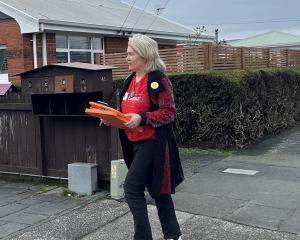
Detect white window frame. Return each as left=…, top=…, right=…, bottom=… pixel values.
left=56, top=34, right=104, bottom=64
left=0, top=45, right=8, bottom=83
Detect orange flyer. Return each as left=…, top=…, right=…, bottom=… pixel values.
left=85, top=101, right=143, bottom=132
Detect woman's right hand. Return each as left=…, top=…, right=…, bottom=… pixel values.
left=100, top=118, right=110, bottom=126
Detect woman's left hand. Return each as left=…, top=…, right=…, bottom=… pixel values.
left=124, top=113, right=142, bottom=129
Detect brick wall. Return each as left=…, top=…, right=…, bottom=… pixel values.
left=104, top=37, right=128, bottom=54
left=46, top=33, right=56, bottom=65
left=0, top=19, right=56, bottom=86
left=0, top=20, right=24, bottom=86
left=103, top=36, right=176, bottom=53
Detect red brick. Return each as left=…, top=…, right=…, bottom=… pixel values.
left=104, top=37, right=128, bottom=53
left=0, top=20, right=57, bottom=86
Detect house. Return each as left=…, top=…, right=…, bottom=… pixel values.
left=228, top=31, right=300, bottom=50
left=0, top=0, right=214, bottom=86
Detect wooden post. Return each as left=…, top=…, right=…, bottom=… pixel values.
left=206, top=44, right=213, bottom=70
left=109, top=91, right=123, bottom=160
left=286, top=49, right=289, bottom=66
left=35, top=116, right=47, bottom=176
left=103, top=53, right=106, bottom=65
left=94, top=53, right=101, bottom=65
left=241, top=47, right=245, bottom=69
left=266, top=48, right=270, bottom=68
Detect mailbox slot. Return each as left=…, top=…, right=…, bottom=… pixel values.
left=54, top=75, right=74, bottom=93
left=31, top=91, right=102, bottom=116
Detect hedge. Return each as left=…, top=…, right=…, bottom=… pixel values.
left=113, top=67, right=300, bottom=149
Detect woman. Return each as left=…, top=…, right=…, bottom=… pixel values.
left=110, top=34, right=184, bottom=240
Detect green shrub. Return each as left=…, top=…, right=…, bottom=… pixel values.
left=113, top=67, right=300, bottom=149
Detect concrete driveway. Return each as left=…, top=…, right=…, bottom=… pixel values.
left=1, top=126, right=300, bottom=239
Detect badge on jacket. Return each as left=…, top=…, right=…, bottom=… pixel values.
left=151, top=82, right=159, bottom=89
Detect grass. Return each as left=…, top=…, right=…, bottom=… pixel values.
left=36, top=185, right=59, bottom=194
left=63, top=188, right=79, bottom=197
left=179, top=147, right=235, bottom=157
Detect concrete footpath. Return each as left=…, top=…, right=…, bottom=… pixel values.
left=1, top=126, right=300, bottom=239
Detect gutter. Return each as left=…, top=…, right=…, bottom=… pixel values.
left=39, top=19, right=215, bottom=42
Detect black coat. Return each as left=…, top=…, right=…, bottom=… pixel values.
left=118, top=70, right=184, bottom=198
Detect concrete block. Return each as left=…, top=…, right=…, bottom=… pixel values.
left=110, top=159, right=128, bottom=199
left=68, top=163, right=98, bottom=195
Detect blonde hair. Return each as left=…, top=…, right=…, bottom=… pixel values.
left=128, top=34, right=166, bottom=73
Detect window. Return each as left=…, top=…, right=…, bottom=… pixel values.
left=70, top=52, right=91, bottom=63
left=56, top=35, right=68, bottom=48
left=0, top=46, right=8, bottom=74
left=55, top=34, right=103, bottom=64
left=69, top=36, right=91, bottom=49
left=92, top=37, right=103, bottom=50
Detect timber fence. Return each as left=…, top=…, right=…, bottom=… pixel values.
left=96, top=45, right=300, bottom=78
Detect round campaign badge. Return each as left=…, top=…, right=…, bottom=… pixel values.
left=151, top=82, right=159, bottom=89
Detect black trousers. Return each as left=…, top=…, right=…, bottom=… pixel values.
left=124, top=139, right=181, bottom=240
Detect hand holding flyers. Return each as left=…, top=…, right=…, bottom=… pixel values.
left=85, top=102, right=143, bottom=132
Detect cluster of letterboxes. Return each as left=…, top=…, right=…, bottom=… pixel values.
left=20, top=62, right=113, bottom=115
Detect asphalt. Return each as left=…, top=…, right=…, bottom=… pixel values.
left=1, top=126, right=300, bottom=240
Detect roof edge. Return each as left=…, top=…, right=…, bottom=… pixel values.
left=40, top=19, right=214, bottom=42
left=0, top=0, right=39, bottom=33
left=16, top=62, right=116, bottom=76
left=230, top=43, right=300, bottom=48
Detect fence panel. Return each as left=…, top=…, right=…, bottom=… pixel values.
left=212, top=46, right=242, bottom=70
left=99, top=45, right=300, bottom=78
left=242, top=47, right=269, bottom=69
left=42, top=116, right=111, bottom=179
left=288, top=50, right=300, bottom=66
left=269, top=49, right=288, bottom=67
left=182, top=45, right=206, bottom=71
left=103, top=52, right=130, bottom=78
left=0, top=108, right=112, bottom=180
left=0, top=106, right=41, bottom=175
left=160, top=47, right=184, bottom=73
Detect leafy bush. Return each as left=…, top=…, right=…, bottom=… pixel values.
left=113, top=67, right=300, bottom=149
